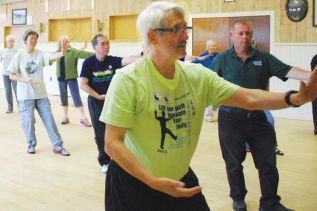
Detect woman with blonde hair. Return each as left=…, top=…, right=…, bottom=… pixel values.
left=51, top=35, right=94, bottom=126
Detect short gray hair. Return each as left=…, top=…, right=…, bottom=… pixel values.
left=206, top=39, right=215, bottom=48
left=58, top=35, right=69, bottom=48
left=23, top=29, right=39, bottom=43
left=136, top=1, right=185, bottom=48
left=5, top=35, right=15, bottom=42
left=91, top=33, right=107, bottom=46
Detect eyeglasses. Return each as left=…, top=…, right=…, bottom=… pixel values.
left=97, top=42, right=110, bottom=46
left=153, top=26, right=192, bottom=35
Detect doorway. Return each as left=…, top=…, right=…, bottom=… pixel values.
left=189, top=11, right=274, bottom=55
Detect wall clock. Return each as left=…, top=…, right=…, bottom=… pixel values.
left=285, top=0, right=308, bottom=22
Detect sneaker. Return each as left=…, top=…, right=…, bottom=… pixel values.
left=204, top=114, right=214, bottom=122
left=61, top=117, right=70, bottom=125
left=53, top=147, right=70, bottom=156
left=259, top=203, right=295, bottom=211
left=233, top=200, right=247, bottom=211
left=27, top=146, right=36, bottom=154
left=101, top=164, right=109, bottom=173
left=6, top=110, right=13, bottom=113
left=275, top=147, right=284, bottom=156
left=80, top=118, right=91, bottom=127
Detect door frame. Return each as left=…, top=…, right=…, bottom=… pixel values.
left=187, top=11, right=275, bottom=54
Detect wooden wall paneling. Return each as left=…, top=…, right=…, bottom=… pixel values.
left=296, top=20, right=308, bottom=42
left=94, top=0, right=106, bottom=33
left=222, top=0, right=243, bottom=13
left=49, top=18, right=92, bottom=42
left=3, top=26, right=11, bottom=48
left=32, top=0, right=47, bottom=43
left=192, top=17, right=230, bottom=55
left=70, top=0, right=93, bottom=11
left=190, top=0, right=208, bottom=14
left=109, top=15, right=138, bottom=41
left=279, top=4, right=291, bottom=42
left=261, top=0, right=270, bottom=10
left=204, top=0, right=221, bottom=12
left=307, top=0, right=317, bottom=42
left=48, top=0, right=68, bottom=12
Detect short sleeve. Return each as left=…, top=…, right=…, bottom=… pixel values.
left=265, top=53, right=292, bottom=81
left=80, top=57, right=92, bottom=79
left=7, top=52, right=20, bottom=74
left=99, top=71, right=136, bottom=128
left=208, top=54, right=222, bottom=76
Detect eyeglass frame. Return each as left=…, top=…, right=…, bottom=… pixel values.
left=152, top=26, right=192, bottom=34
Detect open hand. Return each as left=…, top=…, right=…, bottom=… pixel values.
left=297, top=66, right=317, bottom=103
left=149, top=177, right=202, bottom=197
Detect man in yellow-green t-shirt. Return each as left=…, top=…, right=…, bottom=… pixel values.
left=99, top=2, right=317, bottom=211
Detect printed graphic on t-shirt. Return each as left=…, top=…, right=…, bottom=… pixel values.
left=154, top=110, right=177, bottom=149
left=153, top=91, right=195, bottom=154
left=93, top=65, right=114, bottom=82
left=25, top=61, right=38, bottom=75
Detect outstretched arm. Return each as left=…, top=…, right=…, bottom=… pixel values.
left=105, top=124, right=202, bottom=197
left=121, top=55, right=141, bottom=66
left=222, top=67, right=317, bottom=109
left=49, top=39, right=68, bottom=61
left=286, top=66, right=311, bottom=81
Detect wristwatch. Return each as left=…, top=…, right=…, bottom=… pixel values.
left=284, top=90, right=300, bottom=107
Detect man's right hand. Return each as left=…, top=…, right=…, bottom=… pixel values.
left=149, top=177, right=202, bottom=197
left=97, top=94, right=106, bottom=101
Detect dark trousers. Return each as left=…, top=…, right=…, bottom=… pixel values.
left=87, top=96, right=110, bottom=166
left=105, top=161, right=210, bottom=211
left=312, top=99, right=317, bottom=132
left=218, top=107, right=280, bottom=209
left=58, top=79, right=83, bottom=107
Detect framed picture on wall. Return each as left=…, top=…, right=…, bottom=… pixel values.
left=12, top=8, right=27, bottom=25
left=313, top=0, right=317, bottom=27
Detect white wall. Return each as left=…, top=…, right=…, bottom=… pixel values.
left=270, top=44, right=317, bottom=120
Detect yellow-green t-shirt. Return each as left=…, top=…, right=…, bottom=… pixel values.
left=100, top=55, right=238, bottom=180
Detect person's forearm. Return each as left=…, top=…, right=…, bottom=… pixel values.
left=9, top=73, right=28, bottom=83
left=80, top=80, right=104, bottom=100
left=222, top=84, right=317, bottom=110
left=49, top=52, right=64, bottom=61
left=222, top=88, right=290, bottom=110
left=286, top=67, right=311, bottom=81
left=122, top=55, right=141, bottom=66
left=80, top=83, right=98, bottom=97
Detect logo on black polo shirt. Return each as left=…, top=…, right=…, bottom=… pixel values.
left=253, top=60, right=262, bottom=66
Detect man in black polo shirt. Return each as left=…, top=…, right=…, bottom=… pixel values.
left=209, top=18, right=313, bottom=211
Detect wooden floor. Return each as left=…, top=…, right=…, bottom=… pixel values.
left=0, top=89, right=316, bottom=211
